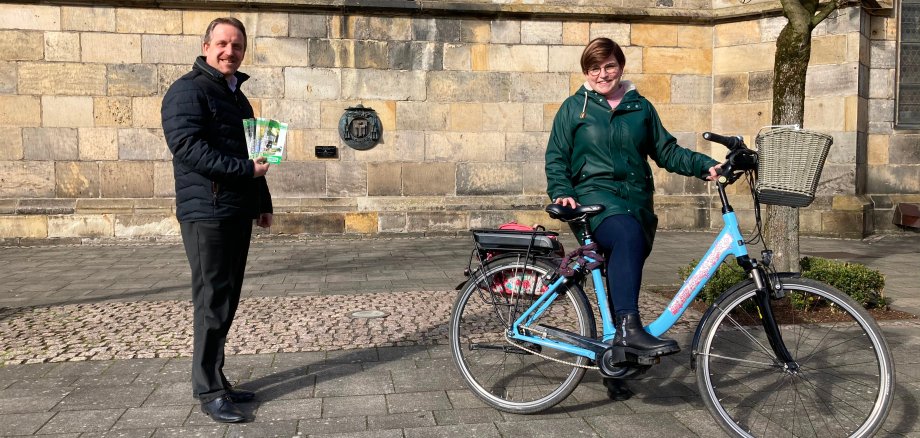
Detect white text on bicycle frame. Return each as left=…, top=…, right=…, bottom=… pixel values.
left=669, top=233, right=734, bottom=315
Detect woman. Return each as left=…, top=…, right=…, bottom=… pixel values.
left=545, top=37, right=720, bottom=397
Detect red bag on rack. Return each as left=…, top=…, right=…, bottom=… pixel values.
left=498, top=221, right=538, bottom=232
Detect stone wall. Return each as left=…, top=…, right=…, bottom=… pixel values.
left=0, top=0, right=915, bottom=243
left=864, top=8, right=920, bottom=232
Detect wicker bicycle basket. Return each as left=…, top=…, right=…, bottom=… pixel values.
left=754, top=127, right=833, bottom=208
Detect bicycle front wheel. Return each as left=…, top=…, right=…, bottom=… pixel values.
left=695, top=277, right=895, bottom=437
left=449, top=255, right=594, bottom=414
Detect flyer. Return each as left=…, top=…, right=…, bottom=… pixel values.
left=244, top=118, right=288, bottom=164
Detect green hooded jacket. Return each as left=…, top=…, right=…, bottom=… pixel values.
left=545, top=81, right=718, bottom=247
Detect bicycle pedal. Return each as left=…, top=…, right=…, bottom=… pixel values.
left=635, top=355, right=660, bottom=366
left=606, top=345, right=677, bottom=368
left=620, top=352, right=660, bottom=366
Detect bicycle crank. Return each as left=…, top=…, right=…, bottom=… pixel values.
left=599, top=346, right=660, bottom=377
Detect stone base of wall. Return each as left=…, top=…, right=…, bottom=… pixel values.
left=869, top=194, right=920, bottom=233
left=800, top=195, right=874, bottom=239
left=2, top=194, right=912, bottom=245
left=722, top=195, right=876, bottom=239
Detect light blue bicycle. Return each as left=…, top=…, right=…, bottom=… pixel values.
left=449, top=132, right=894, bottom=437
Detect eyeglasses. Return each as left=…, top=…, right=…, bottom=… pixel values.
left=587, top=63, right=621, bottom=77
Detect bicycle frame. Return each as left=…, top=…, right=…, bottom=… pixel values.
left=509, top=211, right=749, bottom=362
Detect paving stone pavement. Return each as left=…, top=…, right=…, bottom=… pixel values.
left=0, top=231, right=918, bottom=437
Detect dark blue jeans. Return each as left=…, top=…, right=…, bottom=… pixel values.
left=592, top=214, right=650, bottom=317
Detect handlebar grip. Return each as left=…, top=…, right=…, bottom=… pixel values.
left=703, top=132, right=744, bottom=151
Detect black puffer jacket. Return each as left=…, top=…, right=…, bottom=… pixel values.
left=162, top=56, right=272, bottom=222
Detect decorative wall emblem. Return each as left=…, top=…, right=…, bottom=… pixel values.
left=339, top=105, right=382, bottom=150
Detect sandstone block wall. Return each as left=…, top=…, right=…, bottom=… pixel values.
left=0, top=0, right=916, bottom=243
left=863, top=8, right=920, bottom=232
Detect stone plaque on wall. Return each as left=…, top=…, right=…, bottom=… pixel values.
left=339, top=105, right=382, bottom=150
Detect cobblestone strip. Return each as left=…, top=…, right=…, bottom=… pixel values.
left=0, top=291, right=456, bottom=365
left=1, top=288, right=706, bottom=365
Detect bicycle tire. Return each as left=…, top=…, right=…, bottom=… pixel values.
left=695, top=276, right=895, bottom=437
left=449, top=255, right=595, bottom=414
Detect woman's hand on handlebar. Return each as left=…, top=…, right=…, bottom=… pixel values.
left=706, top=163, right=723, bottom=181
left=554, top=197, right=579, bottom=208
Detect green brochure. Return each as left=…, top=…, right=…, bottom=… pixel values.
left=243, top=118, right=288, bottom=164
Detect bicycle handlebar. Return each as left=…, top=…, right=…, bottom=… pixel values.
left=702, top=131, right=758, bottom=183
left=702, top=132, right=745, bottom=151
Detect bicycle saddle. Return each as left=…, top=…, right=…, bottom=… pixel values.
left=544, top=204, right=605, bottom=222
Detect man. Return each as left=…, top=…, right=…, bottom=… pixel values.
left=161, top=17, right=272, bottom=423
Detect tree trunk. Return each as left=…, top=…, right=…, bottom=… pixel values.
left=766, top=8, right=813, bottom=272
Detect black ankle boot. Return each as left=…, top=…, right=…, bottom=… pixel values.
left=612, top=312, right=680, bottom=357
left=603, top=378, right=633, bottom=401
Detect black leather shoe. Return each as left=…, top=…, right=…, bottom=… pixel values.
left=226, top=388, right=256, bottom=403
left=612, top=312, right=680, bottom=357
left=603, top=378, right=633, bottom=401
left=201, top=395, right=247, bottom=423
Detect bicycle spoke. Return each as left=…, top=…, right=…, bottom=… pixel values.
left=712, top=303, right=780, bottom=363
left=795, top=325, right=871, bottom=369
left=796, top=368, right=880, bottom=413
left=699, top=352, right=778, bottom=368
left=763, top=377, right=789, bottom=437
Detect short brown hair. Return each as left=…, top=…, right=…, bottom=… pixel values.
left=203, top=17, right=247, bottom=51
left=580, top=37, right=626, bottom=74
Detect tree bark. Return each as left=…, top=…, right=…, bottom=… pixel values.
left=767, top=17, right=811, bottom=272
left=766, top=0, right=839, bottom=272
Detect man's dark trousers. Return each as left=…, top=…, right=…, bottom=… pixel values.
left=181, top=218, right=253, bottom=403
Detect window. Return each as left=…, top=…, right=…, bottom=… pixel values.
left=897, top=0, right=920, bottom=127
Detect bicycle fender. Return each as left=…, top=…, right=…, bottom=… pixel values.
left=688, top=272, right=801, bottom=371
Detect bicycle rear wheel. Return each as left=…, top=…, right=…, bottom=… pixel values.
left=695, top=277, right=894, bottom=437
left=449, top=255, right=594, bottom=414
